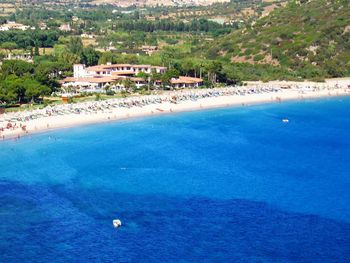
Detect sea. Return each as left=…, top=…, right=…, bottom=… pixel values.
left=1, top=97, right=350, bottom=263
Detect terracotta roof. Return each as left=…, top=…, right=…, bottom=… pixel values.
left=86, top=65, right=112, bottom=72
left=86, top=64, right=167, bottom=72
left=154, top=66, right=167, bottom=69
left=171, top=76, right=203, bottom=84
left=61, top=76, right=120, bottom=84
left=130, top=77, right=145, bottom=82
left=132, top=64, right=155, bottom=68
left=111, top=71, right=135, bottom=75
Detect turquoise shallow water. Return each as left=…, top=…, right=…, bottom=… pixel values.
left=1, top=97, right=350, bottom=262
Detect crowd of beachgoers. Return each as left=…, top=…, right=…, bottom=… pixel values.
left=1, top=83, right=349, bottom=139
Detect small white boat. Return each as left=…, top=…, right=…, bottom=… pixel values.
left=282, top=119, right=289, bottom=123
left=113, top=219, right=122, bottom=228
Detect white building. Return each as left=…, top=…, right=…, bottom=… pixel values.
left=61, top=63, right=203, bottom=93
left=82, top=63, right=167, bottom=76
left=5, top=53, right=33, bottom=63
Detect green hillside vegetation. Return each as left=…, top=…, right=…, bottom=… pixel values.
left=208, top=0, right=350, bottom=81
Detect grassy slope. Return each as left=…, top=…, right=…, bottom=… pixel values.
left=209, top=0, right=350, bottom=80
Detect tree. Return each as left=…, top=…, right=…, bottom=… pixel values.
left=115, top=78, right=136, bottom=92
left=1, top=60, right=34, bottom=77
left=324, top=60, right=346, bottom=78
left=1, top=42, right=18, bottom=55
left=205, top=61, right=223, bottom=85
left=0, top=75, right=26, bottom=103
left=24, top=77, right=51, bottom=102
left=223, top=65, right=243, bottom=85
left=34, top=61, right=60, bottom=90
left=181, top=59, right=195, bottom=76
left=68, top=37, right=84, bottom=57
left=160, top=47, right=177, bottom=67
left=0, top=77, right=18, bottom=103
left=161, top=68, right=179, bottom=90
left=34, top=45, right=40, bottom=56
left=136, top=71, right=149, bottom=91
left=54, top=44, right=80, bottom=66
left=98, top=51, right=116, bottom=64
left=122, top=78, right=136, bottom=92
left=82, top=46, right=100, bottom=66
left=0, top=74, right=51, bottom=103
left=150, top=70, right=162, bottom=89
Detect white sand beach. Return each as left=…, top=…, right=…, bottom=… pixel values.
left=1, top=83, right=350, bottom=141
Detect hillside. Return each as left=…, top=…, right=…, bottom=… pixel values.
left=89, top=0, right=230, bottom=7
left=208, top=0, right=350, bottom=80
left=3, top=0, right=230, bottom=8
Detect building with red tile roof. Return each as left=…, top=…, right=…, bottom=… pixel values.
left=61, top=63, right=203, bottom=93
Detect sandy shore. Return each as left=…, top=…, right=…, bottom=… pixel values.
left=1, top=88, right=350, bottom=141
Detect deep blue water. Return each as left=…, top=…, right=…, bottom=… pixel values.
left=1, top=97, right=350, bottom=262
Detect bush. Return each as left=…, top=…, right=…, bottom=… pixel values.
left=106, top=90, right=116, bottom=96
left=254, top=54, right=265, bottom=61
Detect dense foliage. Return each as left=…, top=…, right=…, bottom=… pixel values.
left=207, top=0, right=350, bottom=80
left=0, top=60, right=56, bottom=104
left=112, top=19, right=232, bottom=34
left=0, top=30, right=60, bottom=49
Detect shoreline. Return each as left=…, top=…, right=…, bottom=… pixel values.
left=1, top=88, right=350, bottom=141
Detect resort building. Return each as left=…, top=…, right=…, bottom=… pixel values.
left=75, top=63, right=167, bottom=77
left=171, top=76, right=204, bottom=89
left=60, top=63, right=203, bottom=93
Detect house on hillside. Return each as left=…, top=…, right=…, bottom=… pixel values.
left=39, top=22, right=47, bottom=30
left=81, top=33, right=96, bottom=39
left=59, top=24, right=72, bottom=32
left=0, top=21, right=30, bottom=31
left=141, top=45, right=158, bottom=55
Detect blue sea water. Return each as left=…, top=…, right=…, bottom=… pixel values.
left=1, top=97, right=350, bottom=263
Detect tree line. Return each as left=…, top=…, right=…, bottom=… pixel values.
left=112, top=19, right=231, bottom=33
left=0, top=30, right=60, bottom=49
left=0, top=60, right=60, bottom=104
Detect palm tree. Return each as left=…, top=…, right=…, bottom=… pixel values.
left=104, top=84, right=111, bottom=94
left=121, top=78, right=136, bottom=93
left=136, top=71, right=150, bottom=92
left=150, top=71, right=162, bottom=90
